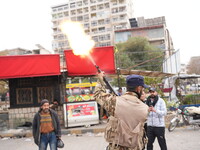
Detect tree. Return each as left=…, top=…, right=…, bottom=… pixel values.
left=187, top=56, right=200, bottom=74
left=0, top=80, right=9, bottom=101
left=115, top=37, right=164, bottom=71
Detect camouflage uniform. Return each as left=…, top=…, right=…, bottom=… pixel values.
left=94, top=78, right=148, bottom=150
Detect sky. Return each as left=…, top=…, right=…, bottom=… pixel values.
left=0, top=0, right=199, bottom=64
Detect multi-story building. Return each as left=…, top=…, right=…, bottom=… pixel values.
left=51, top=0, right=134, bottom=54
left=115, top=16, right=174, bottom=56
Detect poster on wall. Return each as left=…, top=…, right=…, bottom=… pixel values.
left=63, top=101, right=99, bottom=127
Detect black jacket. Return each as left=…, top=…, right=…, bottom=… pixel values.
left=32, top=109, right=61, bottom=145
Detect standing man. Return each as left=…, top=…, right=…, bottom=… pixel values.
left=33, top=99, right=61, bottom=150
left=94, top=73, right=149, bottom=150
left=146, top=88, right=167, bottom=150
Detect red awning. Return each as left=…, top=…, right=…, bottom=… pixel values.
left=0, top=54, right=61, bottom=79
left=64, top=46, right=116, bottom=76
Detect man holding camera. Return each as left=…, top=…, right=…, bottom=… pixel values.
left=146, top=88, right=167, bottom=150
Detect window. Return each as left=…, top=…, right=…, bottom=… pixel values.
left=119, top=6, right=126, bottom=12
left=112, top=0, right=117, bottom=6
left=84, top=14, right=89, bottom=20
left=77, top=16, right=83, bottom=21
left=58, top=7, right=63, bottom=11
left=58, top=34, right=65, bottom=40
left=98, top=27, right=105, bottom=32
left=90, top=6, right=96, bottom=11
left=70, top=2, right=76, bottom=8
left=92, top=36, right=98, bottom=42
left=64, top=5, right=68, bottom=10
left=58, top=13, right=63, bottom=18
left=77, top=1, right=82, bottom=7
left=92, top=28, right=98, bottom=34
left=105, top=34, right=110, bottom=40
left=112, top=17, right=118, bottom=22
left=90, top=0, right=96, bottom=4
left=119, top=15, right=125, bottom=20
left=91, top=13, right=97, bottom=19
left=85, top=29, right=90, bottom=34
left=53, top=9, right=57, bottom=12
left=84, top=23, right=89, bottom=28
left=83, top=0, right=88, bottom=5
left=37, top=87, right=54, bottom=103
left=98, top=19, right=104, bottom=25
left=64, top=11, right=69, bottom=16
left=84, top=7, right=89, bottom=13
left=104, top=3, right=109, bottom=8
left=119, top=0, right=125, bottom=4
left=99, top=42, right=107, bottom=47
left=112, top=8, right=118, bottom=13
left=16, top=88, right=33, bottom=104
left=99, top=35, right=106, bottom=41
left=77, top=9, right=83, bottom=14
left=105, top=18, right=110, bottom=24
left=52, top=14, right=57, bottom=19
left=91, top=21, right=97, bottom=26
left=97, top=4, right=104, bottom=10
left=71, top=17, right=76, bottom=21
left=71, top=10, right=76, bottom=15
left=53, top=21, right=57, bottom=26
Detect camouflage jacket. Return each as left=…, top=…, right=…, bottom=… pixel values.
left=94, top=79, right=148, bottom=150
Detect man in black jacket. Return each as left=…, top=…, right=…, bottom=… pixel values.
left=33, top=99, right=61, bottom=150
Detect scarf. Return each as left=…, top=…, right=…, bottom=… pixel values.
left=146, top=95, right=158, bottom=107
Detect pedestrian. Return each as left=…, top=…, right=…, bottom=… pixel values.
left=117, top=87, right=123, bottom=96
left=32, top=99, right=61, bottom=150
left=146, top=87, right=167, bottom=150
left=50, top=99, right=59, bottom=110
left=94, top=73, right=149, bottom=150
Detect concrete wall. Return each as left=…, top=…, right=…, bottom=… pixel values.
left=8, top=106, right=64, bottom=129
left=0, top=112, right=9, bottom=131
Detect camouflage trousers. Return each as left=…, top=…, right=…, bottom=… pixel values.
left=106, top=144, right=143, bottom=150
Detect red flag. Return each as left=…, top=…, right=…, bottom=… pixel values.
left=64, top=46, right=116, bottom=76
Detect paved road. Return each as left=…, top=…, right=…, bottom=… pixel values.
left=0, top=127, right=200, bottom=150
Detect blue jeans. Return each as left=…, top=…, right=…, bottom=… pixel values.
left=39, top=132, right=57, bottom=150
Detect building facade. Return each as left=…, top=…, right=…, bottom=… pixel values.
left=0, top=47, right=52, bottom=56
left=51, top=0, right=134, bottom=54
left=115, top=16, right=174, bottom=56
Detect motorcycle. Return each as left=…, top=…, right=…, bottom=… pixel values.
left=168, top=104, right=200, bottom=132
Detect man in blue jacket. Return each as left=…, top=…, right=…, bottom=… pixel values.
left=146, top=88, right=167, bottom=150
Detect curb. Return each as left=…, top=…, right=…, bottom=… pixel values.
left=62, top=127, right=105, bottom=135
left=0, top=125, right=106, bottom=138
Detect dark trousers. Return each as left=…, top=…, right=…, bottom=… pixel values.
left=147, top=126, right=167, bottom=150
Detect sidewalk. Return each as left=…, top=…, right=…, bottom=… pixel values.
left=62, top=121, right=106, bottom=135
left=0, top=112, right=175, bottom=138
left=0, top=120, right=106, bottom=138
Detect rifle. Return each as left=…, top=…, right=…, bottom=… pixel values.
left=95, top=65, right=118, bottom=96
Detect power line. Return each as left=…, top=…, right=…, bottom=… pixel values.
left=126, top=54, right=164, bottom=70
left=116, top=49, right=174, bottom=54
